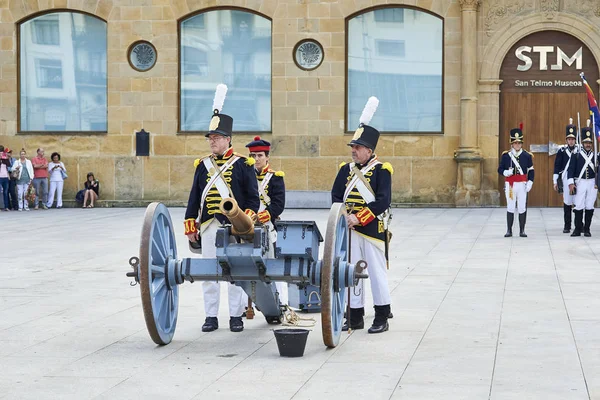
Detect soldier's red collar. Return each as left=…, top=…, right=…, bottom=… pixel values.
left=260, top=164, right=271, bottom=175
left=214, top=147, right=234, bottom=160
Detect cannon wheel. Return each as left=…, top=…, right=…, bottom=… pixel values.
left=139, top=202, right=179, bottom=345
left=321, top=203, right=348, bottom=348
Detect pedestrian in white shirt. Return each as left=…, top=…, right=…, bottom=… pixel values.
left=47, top=152, right=67, bottom=209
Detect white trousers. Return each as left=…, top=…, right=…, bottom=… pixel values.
left=17, top=184, right=29, bottom=210
left=505, top=181, right=527, bottom=214
left=349, top=230, right=391, bottom=308
left=573, top=178, right=598, bottom=210
left=201, top=219, right=246, bottom=318
left=47, top=180, right=64, bottom=208
left=562, top=173, right=575, bottom=206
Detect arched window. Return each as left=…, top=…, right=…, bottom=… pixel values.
left=180, top=9, right=272, bottom=133
left=347, top=7, right=443, bottom=133
left=19, top=11, right=107, bottom=132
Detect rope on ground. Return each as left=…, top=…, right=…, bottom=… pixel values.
left=281, top=305, right=316, bottom=327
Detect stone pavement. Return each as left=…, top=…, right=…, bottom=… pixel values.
left=1, top=207, right=599, bottom=400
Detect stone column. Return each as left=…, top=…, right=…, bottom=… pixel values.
left=454, top=0, right=483, bottom=206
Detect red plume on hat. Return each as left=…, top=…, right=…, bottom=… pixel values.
left=519, top=122, right=523, bottom=131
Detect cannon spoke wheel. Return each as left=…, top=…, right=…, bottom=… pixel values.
left=139, top=202, right=179, bottom=345
left=321, top=203, right=348, bottom=348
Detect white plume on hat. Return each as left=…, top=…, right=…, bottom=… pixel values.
left=212, top=83, right=228, bottom=113
left=588, top=119, right=591, bottom=127
left=358, top=96, right=379, bottom=126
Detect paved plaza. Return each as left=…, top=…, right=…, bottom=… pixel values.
left=1, top=207, right=600, bottom=399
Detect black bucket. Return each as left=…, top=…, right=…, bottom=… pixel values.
left=273, top=329, right=310, bottom=357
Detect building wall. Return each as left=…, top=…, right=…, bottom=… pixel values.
left=0, top=0, right=599, bottom=206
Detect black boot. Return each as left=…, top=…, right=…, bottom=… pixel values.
left=519, top=212, right=527, bottom=237
left=229, top=316, right=244, bottom=332
left=584, top=209, right=594, bottom=237
left=504, top=212, right=514, bottom=237
left=563, top=204, right=572, bottom=233
left=571, top=210, right=583, bottom=236
left=202, top=317, right=219, bottom=332
left=342, top=307, right=364, bottom=331
left=368, top=305, right=390, bottom=334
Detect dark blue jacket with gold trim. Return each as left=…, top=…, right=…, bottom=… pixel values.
left=331, top=156, right=392, bottom=242
left=256, top=165, right=285, bottom=223
left=184, top=147, right=260, bottom=232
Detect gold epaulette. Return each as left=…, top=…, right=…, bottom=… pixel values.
left=525, top=150, right=534, bottom=158
left=502, top=150, right=509, bottom=155
left=193, top=153, right=212, bottom=168
left=381, top=162, right=394, bottom=175
left=275, top=170, right=285, bottom=177
left=339, top=162, right=347, bottom=169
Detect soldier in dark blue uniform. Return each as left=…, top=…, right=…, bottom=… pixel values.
left=241, top=136, right=287, bottom=312
left=567, top=124, right=599, bottom=237
left=498, top=124, right=534, bottom=237
left=183, top=84, right=260, bottom=333
left=553, top=118, right=578, bottom=233
left=331, top=97, right=393, bottom=334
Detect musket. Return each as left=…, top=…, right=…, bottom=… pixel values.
left=577, top=112, right=582, bottom=151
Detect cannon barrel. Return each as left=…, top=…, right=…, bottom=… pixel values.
left=219, top=197, right=255, bottom=239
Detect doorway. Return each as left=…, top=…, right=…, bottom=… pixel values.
left=499, top=92, right=590, bottom=206
left=497, top=30, right=599, bottom=207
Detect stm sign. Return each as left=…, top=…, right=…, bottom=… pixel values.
left=515, top=46, right=583, bottom=71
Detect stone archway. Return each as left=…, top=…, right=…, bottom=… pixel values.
left=481, top=14, right=600, bottom=81
left=478, top=13, right=600, bottom=206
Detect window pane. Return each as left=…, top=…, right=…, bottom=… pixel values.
left=180, top=10, right=271, bottom=132
left=348, top=8, right=442, bottom=132
left=20, top=12, right=107, bottom=132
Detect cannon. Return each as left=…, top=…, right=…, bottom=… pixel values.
left=126, top=199, right=367, bottom=348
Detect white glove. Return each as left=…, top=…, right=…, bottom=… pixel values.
left=503, top=168, right=514, bottom=177
left=552, top=174, right=558, bottom=185
left=526, top=180, right=533, bottom=192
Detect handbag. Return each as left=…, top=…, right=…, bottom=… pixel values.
left=10, top=168, right=19, bottom=180
left=25, top=182, right=36, bottom=204
left=60, top=169, right=68, bottom=180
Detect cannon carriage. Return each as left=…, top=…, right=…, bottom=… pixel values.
left=127, top=199, right=367, bottom=348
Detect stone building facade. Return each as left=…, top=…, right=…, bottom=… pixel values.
left=0, top=0, right=599, bottom=207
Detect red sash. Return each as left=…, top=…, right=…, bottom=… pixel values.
left=506, top=174, right=527, bottom=187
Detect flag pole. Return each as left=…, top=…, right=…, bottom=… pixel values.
left=594, top=114, right=598, bottom=189
left=594, top=113, right=597, bottom=167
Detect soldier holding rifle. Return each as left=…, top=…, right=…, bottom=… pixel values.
left=553, top=118, right=578, bottom=233
left=567, top=120, right=599, bottom=237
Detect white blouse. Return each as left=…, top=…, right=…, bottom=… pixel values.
left=48, top=162, right=66, bottom=182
